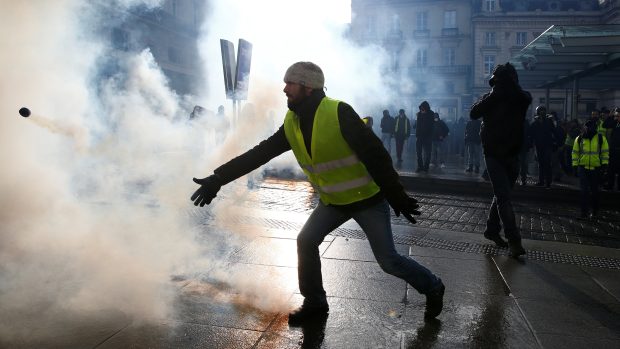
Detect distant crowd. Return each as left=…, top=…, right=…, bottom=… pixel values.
left=372, top=103, right=620, bottom=194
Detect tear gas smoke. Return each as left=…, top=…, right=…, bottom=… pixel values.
left=0, top=0, right=391, bottom=344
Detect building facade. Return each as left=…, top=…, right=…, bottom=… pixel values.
left=103, top=0, right=205, bottom=96
left=472, top=0, right=604, bottom=118
left=350, top=0, right=618, bottom=120
left=350, top=0, right=473, bottom=120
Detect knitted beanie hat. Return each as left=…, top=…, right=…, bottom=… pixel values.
left=283, top=61, right=324, bottom=89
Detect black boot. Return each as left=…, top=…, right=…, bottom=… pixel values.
left=465, top=165, right=473, bottom=173
left=484, top=231, right=508, bottom=248
left=424, top=281, right=445, bottom=320
left=508, top=240, right=526, bottom=258
left=288, top=302, right=329, bottom=326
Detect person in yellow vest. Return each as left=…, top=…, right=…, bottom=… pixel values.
left=572, top=119, right=609, bottom=219
left=190, top=62, right=444, bottom=325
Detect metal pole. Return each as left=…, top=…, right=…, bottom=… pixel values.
left=572, top=79, right=579, bottom=120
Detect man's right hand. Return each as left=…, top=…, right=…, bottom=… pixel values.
left=191, top=175, right=222, bottom=207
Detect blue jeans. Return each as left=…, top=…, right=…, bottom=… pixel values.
left=297, top=200, right=441, bottom=306
left=484, top=156, right=521, bottom=242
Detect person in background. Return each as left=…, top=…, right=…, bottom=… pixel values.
left=464, top=118, right=482, bottom=174
left=470, top=62, right=532, bottom=258
left=530, top=106, right=554, bottom=188
left=394, top=109, right=412, bottom=163
left=549, top=112, right=566, bottom=183
left=518, top=116, right=532, bottom=185
left=604, top=109, right=620, bottom=191
left=430, top=113, right=449, bottom=169
left=415, top=101, right=435, bottom=172
left=380, top=110, right=394, bottom=154
left=572, top=119, right=609, bottom=219
left=190, top=61, right=445, bottom=325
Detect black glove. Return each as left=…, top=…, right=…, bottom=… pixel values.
left=386, top=190, right=421, bottom=224
left=191, top=174, right=222, bottom=207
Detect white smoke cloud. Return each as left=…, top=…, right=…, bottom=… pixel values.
left=0, top=0, right=394, bottom=344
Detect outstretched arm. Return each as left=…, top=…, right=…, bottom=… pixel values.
left=191, top=126, right=291, bottom=206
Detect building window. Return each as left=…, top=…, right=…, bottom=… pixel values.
left=516, top=32, right=527, bottom=46
left=484, top=55, right=496, bottom=76
left=172, top=0, right=178, bottom=16
left=445, top=81, right=455, bottom=94
left=366, top=15, right=376, bottom=35
left=443, top=10, right=456, bottom=29
left=391, top=14, right=400, bottom=32
left=417, top=82, right=427, bottom=94
left=484, top=32, right=496, bottom=46
left=485, top=0, right=496, bottom=12
left=417, top=49, right=428, bottom=66
left=416, top=12, right=428, bottom=30
left=444, top=48, right=456, bottom=66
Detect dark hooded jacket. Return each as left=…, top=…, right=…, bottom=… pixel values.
left=470, top=64, right=532, bottom=158
left=415, top=101, right=435, bottom=141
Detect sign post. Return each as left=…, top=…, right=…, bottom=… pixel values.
left=220, top=38, right=252, bottom=128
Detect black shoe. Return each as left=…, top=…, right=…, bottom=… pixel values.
left=424, top=281, right=445, bottom=320
left=484, top=231, right=508, bottom=248
left=465, top=166, right=473, bottom=173
left=474, top=166, right=480, bottom=173
left=416, top=168, right=423, bottom=173
left=535, top=182, right=544, bottom=187
left=508, top=241, right=526, bottom=258
left=288, top=303, right=329, bottom=326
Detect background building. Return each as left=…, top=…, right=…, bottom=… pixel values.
left=100, top=0, right=206, bottom=96
left=350, top=0, right=619, bottom=120
left=350, top=0, right=473, bottom=120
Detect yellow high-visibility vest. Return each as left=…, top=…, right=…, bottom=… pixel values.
left=572, top=134, right=609, bottom=170
left=283, top=97, right=380, bottom=205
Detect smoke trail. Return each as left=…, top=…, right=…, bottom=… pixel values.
left=0, top=0, right=218, bottom=343
left=0, top=0, right=394, bottom=345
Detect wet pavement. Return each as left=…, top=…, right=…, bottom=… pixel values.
left=4, top=162, right=620, bottom=348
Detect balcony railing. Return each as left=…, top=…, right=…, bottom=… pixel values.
left=413, top=29, right=430, bottom=38
left=441, top=28, right=459, bottom=37
left=408, top=65, right=470, bottom=75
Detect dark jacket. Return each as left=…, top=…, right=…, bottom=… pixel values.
left=432, top=117, right=449, bottom=141
left=212, top=90, right=403, bottom=211
left=521, top=119, right=532, bottom=151
left=415, top=101, right=435, bottom=140
left=470, top=81, right=532, bottom=158
left=529, top=116, right=555, bottom=149
left=380, top=114, right=394, bottom=134
left=610, top=120, right=620, bottom=152
left=464, top=119, right=482, bottom=144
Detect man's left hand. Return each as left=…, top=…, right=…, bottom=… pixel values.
left=386, top=190, right=421, bottom=224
